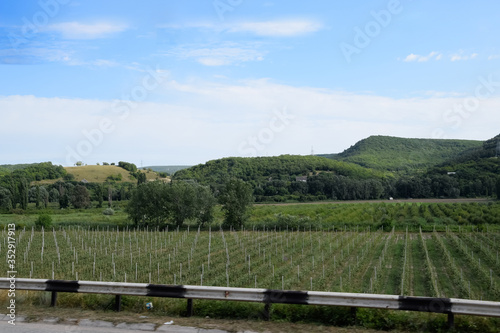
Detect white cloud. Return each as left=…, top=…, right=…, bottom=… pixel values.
left=165, top=43, right=266, bottom=66
left=46, top=22, right=128, bottom=39
left=227, top=19, right=323, bottom=37
left=404, top=51, right=442, bottom=62
left=404, top=51, right=481, bottom=62
left=488, top=54, right=500, bottom=60
left=3, top=79, right=500, bottom=166
left=450, top=52, right=479, bottom=61
left=160, top=19, right=323, bottom=37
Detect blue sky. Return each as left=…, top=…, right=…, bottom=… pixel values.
left=1, top=0, right=500, bottom=166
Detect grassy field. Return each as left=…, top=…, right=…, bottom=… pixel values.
left=33, top=165, right=167, bottom=185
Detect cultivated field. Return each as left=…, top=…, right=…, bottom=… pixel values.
left=3, top=226, right=500, bottom=301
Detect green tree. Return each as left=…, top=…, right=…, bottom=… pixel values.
left=137, top=172, right=147, bottom=185
left=0, top=187, right=12, bottom=211
left=195, top=185, right=216, bottom=226
left=18, top=178, right=29, bottom=210
left=126, top=181, right=170, bottom=227
left=71, top=185, right=91, bottom=209
left=169, top=181, right=196, bottom=226
left=49, top=188, right=59, bottom=203
left=35, top=185, right=40, bottom=209
left=58, top=183, right=70, bottom=209
left=218, top=179, right=254, bottom=229
left=95, top=184, right=104, bottom=208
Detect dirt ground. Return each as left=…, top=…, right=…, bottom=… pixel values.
left=15, top=305, right=393, bottom=333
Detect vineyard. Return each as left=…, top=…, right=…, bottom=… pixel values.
left=2, top=225, right=500, bottom=302
left=250, top=201, right=500, bottom=231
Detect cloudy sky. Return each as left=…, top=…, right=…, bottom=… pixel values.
left=1, top=0, right=500, bottom=166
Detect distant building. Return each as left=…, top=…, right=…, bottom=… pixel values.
left=447, top=172, right=457, bottom=175
left=295, top=176, right=308, bottom=183
left=81, top=178, right=89, bottom=184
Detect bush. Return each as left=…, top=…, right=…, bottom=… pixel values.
left=35, top=213, right=52, bottom=229
left=63, top=173, right=75, bottom=181
left=102, top=208, right=115, bottom=216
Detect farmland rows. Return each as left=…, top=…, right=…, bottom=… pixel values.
left=2, top=226, right=500, bottom=301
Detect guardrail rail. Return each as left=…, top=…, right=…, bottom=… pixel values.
left=1, top=278, right=499, bottom=328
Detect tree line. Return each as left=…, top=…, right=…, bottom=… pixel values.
left=125, top=179, right=253, bottom=229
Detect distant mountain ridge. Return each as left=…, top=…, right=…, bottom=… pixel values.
left=143, top=166, right=191, bottom=174
left=319, top=135, right=483, bottom=173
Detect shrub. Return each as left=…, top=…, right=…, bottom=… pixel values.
left=103, top=208, right=115, bottom=216
left=35, top=213, right=52, bottom=229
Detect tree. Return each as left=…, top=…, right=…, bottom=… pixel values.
left=71, top=185, right=91, bottom=209
left=35, top=185, right=40, bottom=209
left=169, top=181, right=196, bottom=226
left=218, top=179, right=254, bottom=229
left=108, top=186, right=113, bottom=208
left=49, top=188, right=59, bottom=203
left=195, top=185, right=217, bottom=226
left=40, top=186, right=49, bottom=208
left=0, top=187, right=12, bottom=211
left=126, top=181, right=216, bottom=227
left=94, top=184, right=104, bottom=208
left=126, top=181, right=170, bottom=227
left=58, top=183, right=70, bottom=209
left=18, top=178, right=29, bottom=210
left=137, top=172, right=147, bottom=185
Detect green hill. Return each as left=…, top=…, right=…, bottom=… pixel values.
left=174, top=155, right=386, bottom=185
left=319, top=136, right=482, bottom=173
left=428, top=133, right=500, bottom=180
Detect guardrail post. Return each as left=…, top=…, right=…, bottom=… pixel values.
left=50, top=291, right=57, bottom=307
left=350, top=307, right=357, bottom=325
left=186, top=299, right=193, bottom=317
left=447, top=313, right=454, bottom=329
left=115, top=295, right=122, bottom=312
left=263, top=303, right=271, bottom=321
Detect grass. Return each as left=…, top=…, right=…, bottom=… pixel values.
left=33, top=165, right=167, bottom=185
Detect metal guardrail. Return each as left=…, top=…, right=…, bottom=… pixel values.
left=1, top=278, right=499, bottom=327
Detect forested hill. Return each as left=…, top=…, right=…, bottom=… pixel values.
left=174, top=155, right=386, bottom=185
left=428, top=133, right=500, bottom=180
left=319, top=136, right=482, bottom=173
left=0, top=162, right=66, bottom=183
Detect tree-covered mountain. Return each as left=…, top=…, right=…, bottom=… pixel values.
left=174, top=155, right=386, bottom=184
left=173, top=155, right=389, bottom=202
left=389, top=134, right=500, bottom=199
left=426, top=133, right=500, bottom=183
left=319, top=136, right=482, bottom=173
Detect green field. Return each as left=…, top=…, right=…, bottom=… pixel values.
left=3, top=200, right=500, bottom=232
left=2, top=200, right=500, bottom=332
